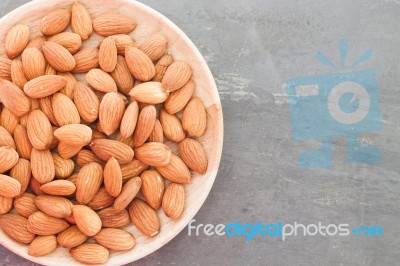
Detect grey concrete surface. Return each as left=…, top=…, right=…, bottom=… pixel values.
left=1, top=0, right=400, bottom=265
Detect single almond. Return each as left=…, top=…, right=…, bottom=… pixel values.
left=52, top=93, right=81, bottom=126
left=119, top=101, right=139, bottom=138
left=148, top=118, right=164, bottom=143
left=48, top=32, right=82, bottom=54
left=57, top=142, right=82, bottom=159
left=103, top=157, right=122, bottom=197
left=72, top=47, right=99, bottom=73
left=21, top=47, right=46, bottom=80
left=0, top=146, right=19, bottom=174
left=34, top=195, right=73, bottom=218
left=27, top=110, right=53, bottom=150
left=0, top=213, right=35, bottom=244
left=39, top=9, right=71, bottom=36
left=160, top=109, right=185, bottom=142
left=73, top=205, right=102, bottom=236
left=0, top=108, right=19, bottom=135
left=0, top=174, right=21, bottom=197
left=129, top=81, right=169, bottom=104
left=52, top=152, right=74, bottom=178
left=182, top=97, right=207, bottom=137
left=87, top=187, right=115, bottom=211
left=125, top=46, right=155, bottom=81
left=0, top=196, right=13, bottom=214
left=128, top=199, right=160, bottom=237
left=28, top=235, right=57, bottom=257
left=14, top=193, right=38, bottom=218
left=31, top=148, right=55, bottom=184
left=40, top=180, right=76, bottom=196
left=0, top=58, right=12, bottom=80
left=90, top=139, right=134, bottom=164
left=41, top=42, right=76, bottom=72
left=0, top=79, right=30, bottom=117
left=162, top=183, right=185, bottom=219
left=10, top=158, right=31, bottom=194
left=54, top=124, right=92, bottom=146
left=93, top=13, right=136, bottom=36
left=73, top=82, right=99, bottom=123
left=162, top=61, right=192, bottom=92
left=94, top=228, right=135, bottom=251
left=76, top=149, right=104, bottom=167
left=11, top=59, right=28, bottom=88
left=156, top=154, right=191, bottom=183
left=132, top=105, right=157, bottom=147
left=24, top=75, right=67, bottom=98
left=179, top=138, right=209, bottom=174
left=113, top=176, right=141, bottom=212
left=85, top=68, right=117, bottom=93
left=57, top=225, right=87, bottom=248
left=97, top=207, right=130, bottom=228
left=5, top=24, right=29, bottom=59
left=110, top=34, right=135, bottom=55
left=164, top=79, right=195, bottom=114
left=76, top=162, right=103, bottom=204
left=58, top=72, right=77, bottom=99
left=99, top=92, right=125, bottom=135
left=153, top=54, right=173, bottom=82
left=0, top=125, right=15, bottom=148
left=140, top=170, right=165, bottom=209
left=70, top=243, right=109, bottom=264
left=121, top=159, right=149, bottom=181
left=27, top=211, right=69, bottom=235
left=71, top=2, right=93, bottom=40
left=139, top=33, right=168, bottom=61
left=111, top=55, right=135, bottom=95
left=134, top=142, right=172, bottom=167
left=39, top=96, right=59, bottom=126
left=99, top=36, right=117, bottom=72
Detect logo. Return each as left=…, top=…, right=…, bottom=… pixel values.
left=286, top=39, right=382, bottom=168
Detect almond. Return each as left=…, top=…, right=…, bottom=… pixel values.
left=29, top=177, right=44, bottom=195
left=156, top=154, right=191, bottom=183
left=103, top=157, right=122, bottom=197
left=86, top=68, right=117, bottom=93
left=121, top=159, right=149, bottom=181
left=34, top=195, right=73, bottom=218
left=57, top=225, right=87, bottom=248
left=113, top=176, right=141, bottom=212
left=73, top=82, right=99, bottom=123
left=0, top=79, right=30, bottom=117
left=0, top=58, right=12, bottom=80
left=10, top=158, right=31, bottom=194
left=99, top=36, right=117, bottom=72
left=39, top=8, right=71, bottom=35
left=45, top=64, right=57, bottom=75
left=153, top=54, right=173, bottom=82
left=52, top=152, right=74, bottom=178
left=76, top=149, right=104, bottom=167
left=24, top=75, right=67, bottom=98
left=11, top=59, right=27, bottom=88
left=0, top=214, right=35, bottom=243
left=40, top=180, right=76, bottom=196
left=14, top=193, right=38, bottom=218
left=67, top=173, right=78, bottom=186
left=41, top=42, right=76, bottom=72
left=57, top=142, right=82, bottom=159
left=134, top=142, right=172, bottom=167
left=1, top=108, right=19, bottom=135
left=27, top=110, right=53, bottom=150
left=73, top=205, right=102, bottom=236
left=90, top=139, right=134, bottom=164
left=110, top=34, right=135, bottom=55
left=91, top=129, right=107, bottom=142
left=5, top=24, right=29, bottom=59
left=140, top=170, right=165, bottom=209
left=94, top=228, right=135, bottom=251
left=132, top=105, right=156, bottom=147
left=139, top=33, right=168, bottom=61
left=31, top=148, right=55, bottom=184
left=28, top=235, right=57, bottom=257
left=72, top=47, right=99, bottom=73
left=115, top=131, right=135, bottom=148
left=39, top=96, right=59, bottom=126
left=119, top=101, right=139, bottom=138
left=0, top=196, right=13, bottom=214
left=26, top=36, right=46, bottom=49
left=129, top=199, right=160, bottom=237
left=148, top=118, right=164, bottom=143
left=48, top=32, right=82, bottom=54
left=160, top=109, right=185, bottom=142
left=111, top=55, right=135, bottom=95
left=162, top=183, right=185, bottom=219
left=125, top=46, right=155, bottom=81
left=27, top=211, right=69, bottom=235
left=0, top=146, right=19, bottom=174
left=129, top=81, right=169, bottom=104
left=54, top=124, right=92, bottom=146
left=76, top=162, right=103, bottom=204
left=93, top=14, right=136, bottom=36
left=71, top=2, right=93, bottom=40
left=58, top=72, right=77, bottom=99
left=162, top=61, right=192, bottom=92
left=99, top=92, right=125, bottom=135
left=65, top=214, right=76, bottom=224
left=0, top=125, right=15, bottom=148
left=87, top=187, right=115, bottom=210
left=70, top=243, right=109, bottom=264
left=97, top=207, right=130, bottom=228
left=21, top=47, right=46, bottom=80
left=52, top=93, right=80, bottom=126
left=182, top=97, right=207, bottom=137
left=164, top=79, right=194, bottom=114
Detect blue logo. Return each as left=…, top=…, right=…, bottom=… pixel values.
left=286, top=39, right=382, bottom=168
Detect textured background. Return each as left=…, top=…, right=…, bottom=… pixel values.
left=1, top=0, right=400, bottom=265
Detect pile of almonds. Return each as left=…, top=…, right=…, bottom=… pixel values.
left=0, top=2, right=208, bottom=264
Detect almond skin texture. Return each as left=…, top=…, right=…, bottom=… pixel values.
left=0, top=174, right=21, bottom=197
left=5, top=24, right=30, bottom=59
left=120, top=101, right=139, bottom=138
left=99, top=36, right=118, bottom=72
left=70, top=243, right=109, bottom=264
left=153, top=54, right=173, bottom=82
left=0, top=58, right=12, bottom=80
left=73, top=205, right=102, bottom=236
left=72, top=47, right=99, bottom=73
left=162, top=61, right=192, bottom=92
left=160, top=109, right=185, bottom=142
left=14, top=193, right=38, bottom=218
left=0, top=79, right=30, bottom=117
left=52, top=153, right=74, bottom=178
left=39, top=96, right=59, bottom=126
left=121, top=159, right=149, bottom=180
left=139, top=33, right=168, bottom=61
left=27, top=211, right=69, bottom=235
left=76, top=162, right=103, bottom=204
left=141, top=170, right=165, bottom=209
left=29, top=177, right=44, bottom=196
left=129, top=199, right=160, bottom=237
left=76, top=149, right=104, bottom=167
left=52, top=93, right=81, bottom=126
left=110, top=34, right=135, bottom=55
left=57, top=142, right=82, bottom=159
left=24, top=75, right=67, bottom=98
left=71, top=2, right=93, bottom=40
left=93, top=228, right=135, bottom=251
left=90, top=139, right=134, bottom=164
left=28, top=235, right=57, bottom=257
left=10, top=158, right=31, bottom=194
left=0, top=196, right=13, bottom=214
left=182, top=97, right=207, bottom=137
left=58, top=72, right=77, bottom=99
left=21, top=48, right=46, bottom=80
left=26, top=36, right=46, bottom=49
left=0, top=108, right=19, bottom=135
left=111, top=55, right=135, bottom=94
left=40, top=180, right=76, bottom=196
left=113, top=176, right=141, bottom=212
left=179, top=139, right=208, bottom=174
left=125, top=46, right=155, bottom=81
left=156, top=154, right=191, bottom=184
left=148, top=119, right=164, bottom=143
left=11, top=59, right=28, bottom=88
left=129, top=81, right=169, bottom=104
left=134, top=142, right=172, bottom=167
left=54, top=124, right=92, bottom=146
left=87, top=187, right=115, bottom=211
left=35, top=195, right=73, bottom=218
left=73, top=82, right=100, bottom=123
left=132, top=105, right=157, bottom=147
left=39, top=9, right=71, bottom=36
left=86, top=68, right=117, bottom=93
left=48, top=32, right=82, bottom=54
left=162, top=183, right=185, bottom=219
left=57, top=225, right=88, bottom=248
left=103, top=157, right=122, bottom=197
left=0, top=214, right=35, bottom=244
left=164, top=79, right=195, bottom=114
left=31, top=148, right=55, bottom=184
left=0, top=146, right=19, bottom=174
left=27, top=110, right=53, bottom=150
left=93, top=14, right=136, bottom=36
left=41, top=42, right=76, bottom=72
left=97, top=207, right=130, bottom=228
left=0, top=126, right=15, bottom=149
left=99, top=92, right=125, bottom=135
